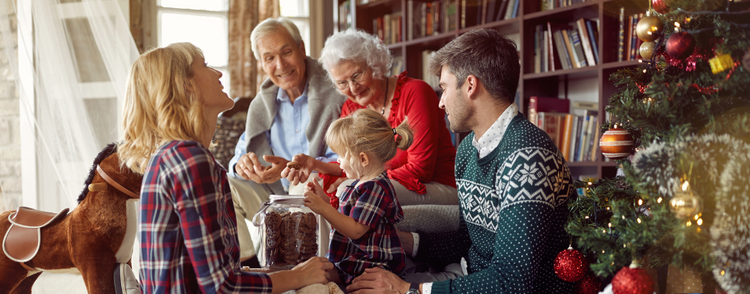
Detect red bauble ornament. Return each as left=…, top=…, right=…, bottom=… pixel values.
left=599, top=126, right=634, bottom=160
left=612, top=263, right=655, bottom=294
left=666, top=32, right=695, bottom=60
left=652, top=0, right=670, bottom=13
left=554, top=246, right=588, bottom=282
left=575, top=272, right=602, bottom=294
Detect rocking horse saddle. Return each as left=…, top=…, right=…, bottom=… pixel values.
left=3, top=206, right=70, bottom=263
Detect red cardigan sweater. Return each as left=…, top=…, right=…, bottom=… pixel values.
left=341, top=72, right=456, bottom=194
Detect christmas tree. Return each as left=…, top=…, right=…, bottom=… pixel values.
left=563, top=0, right=750, bottom=293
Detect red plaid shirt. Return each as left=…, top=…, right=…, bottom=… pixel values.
left=327, top=172, right=405, bottom=283
left=140, top=141, right=272, bottom=293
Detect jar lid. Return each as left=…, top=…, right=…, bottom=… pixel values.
left=269, top=195, right=305, bottom=205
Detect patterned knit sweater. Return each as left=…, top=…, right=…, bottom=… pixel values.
left=424, top=113, right=575, bottom=293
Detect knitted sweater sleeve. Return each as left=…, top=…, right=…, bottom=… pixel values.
left=414, top=212, right=471, bottom=268
left=432, top=147, right=567, bottom=294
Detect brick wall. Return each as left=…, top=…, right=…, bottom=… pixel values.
left=0, top=11, right=21, bottom=212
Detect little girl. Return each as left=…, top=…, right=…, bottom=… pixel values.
left=303, top=109, right=413, bottom=284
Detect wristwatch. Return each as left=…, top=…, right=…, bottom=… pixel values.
left=404, top=282, right=421, bottom=294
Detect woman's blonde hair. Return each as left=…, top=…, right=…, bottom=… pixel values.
left=326, top=109, right=413, bottom=177
left=118, top=43, right=206, bottom=174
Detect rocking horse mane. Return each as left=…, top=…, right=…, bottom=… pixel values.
left=77, top=143, right=118, bottom=203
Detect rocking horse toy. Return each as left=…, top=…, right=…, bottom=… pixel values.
left=0, top=143, right=143, bottom=294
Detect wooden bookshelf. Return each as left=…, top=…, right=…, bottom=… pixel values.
left=334, top=0, right=648, bottom=178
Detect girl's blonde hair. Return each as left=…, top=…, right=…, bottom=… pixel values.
left=118, top=43, right=207, bottom=174
left=326, top=109, right=413, bottom=177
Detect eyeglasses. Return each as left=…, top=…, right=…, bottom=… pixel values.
left=334, top=67, right=368, bottom=90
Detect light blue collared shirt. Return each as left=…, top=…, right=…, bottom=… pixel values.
left=228, top=82, right=337, bottom=189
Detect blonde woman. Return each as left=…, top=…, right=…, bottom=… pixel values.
left=118, top=43, right=332, bottom=294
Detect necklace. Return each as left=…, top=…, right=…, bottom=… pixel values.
left=380, top=78, right=390, bottom=115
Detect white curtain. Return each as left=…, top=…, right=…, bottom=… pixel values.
left=1, top=0, right=138, bottom=209
left=1, top=0, right=138, bottom=291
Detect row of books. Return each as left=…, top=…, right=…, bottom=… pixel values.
left=541, top=0, right=590, bottom=11
left=406, top=0, right=458, bottom=40
left=527, top=97, right=600, bottom=162
left=374, top=13, right=403, bottom=45
left=534, top=19, right=599, bottom=73
left=618, top=9, right=646, bottom=62
left=540, top=112, right=601, bottom=162
left=460, top=0, right=521, bottom=29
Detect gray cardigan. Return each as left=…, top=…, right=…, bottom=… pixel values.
left=241, top=57, right=347, bottom=193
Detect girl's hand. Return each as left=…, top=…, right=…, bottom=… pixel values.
left=303, top=180, right=329, bottom=213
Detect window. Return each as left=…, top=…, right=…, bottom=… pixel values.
left=279, top=0, right=310, bottom=56
left=156, top=0, right=230, bottom=90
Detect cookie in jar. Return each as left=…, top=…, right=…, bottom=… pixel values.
left=253, top=195, right=319, bottom=270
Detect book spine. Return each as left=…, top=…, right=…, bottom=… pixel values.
left=560, top=29, right=576, bottom=69
left=460, top=0, right=466, bottom=29
left=586, top=20, right=600, bottom=65
left=554, top=29, right=574, bottom=69
left=561, top=114, right=574, bottom=161
left=617, top=7, right=625, bottom=62
left=528, top=97, right=539, bottom=126
left=576, top=19, right=596, bottom=66
left=584, top=115, right=597, bottom=161
left=568, top=115, right=579, bottom=161
left=569, top=29, right=588, bottom=68
left=576, top=115, right=589, bottom=161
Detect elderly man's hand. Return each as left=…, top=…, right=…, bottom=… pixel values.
left=347, top=268, right=410, bottom=294
left=281, top=153, right=316, bottom=186
left=234, top=153, right=288, bottom=184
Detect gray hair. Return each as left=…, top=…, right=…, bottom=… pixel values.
left=250, top=17, right=303, bottom=60
left=319, top=29, right=392, bottom=82
left=430, top=29, right=519, bottom=104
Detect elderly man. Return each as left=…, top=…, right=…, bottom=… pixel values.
left=347, top=29, right=575, bottom=294
left=227, top=18, right=346, bottom=261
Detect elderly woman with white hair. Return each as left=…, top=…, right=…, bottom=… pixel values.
left=282, top=29, right=457, bottom=207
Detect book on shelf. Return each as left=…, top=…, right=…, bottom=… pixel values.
left=585, top=19, right=600, bottom=65
left=495, top=0, right=510, bottom=22
left=485, top=0, right=497, bottom=24
left=561, top=29, right=578, bottom=69
left=617, top=7, right=625, bottom=62
left=583, top=113, right=597, bottom=161
left=445, top=0, right=457, bottom=32
left=568, top=29, right=589, bottom=68
left=570, top=115, right=586, bottom=161
left=567, top=115, right=579, bottom=161
left=542, top=32, right=549, bottom=72
left=575, top=115, right=589, bottom=161
left=526, top=96, right=570, bottom=127
left=534, top=24, right=543, bottom=73
left=560, top=114, right=575, bottom=161
left=541, top=0, right=554, bottom=11
left=538, top=112, right=566, bottom=148
left=426, top=3, right=434, bottom=36
left=571, top=100, right=598, bottom=116
left=553, top=29, right=572, bottom=70
left=575, top=18, right=596, bottom=66
left=433, top=1, right=442, bottom=35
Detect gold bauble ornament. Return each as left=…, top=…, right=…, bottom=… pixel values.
left=640, top=42, right=657, bottom=59
left=669, top=182, right=702, bottom=220
left=636, top=16, right=664, bottom=42
left=599, top=126, right=634, bottom=160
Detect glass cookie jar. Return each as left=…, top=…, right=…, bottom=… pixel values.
left=253, top=195, right=320, bottom=270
